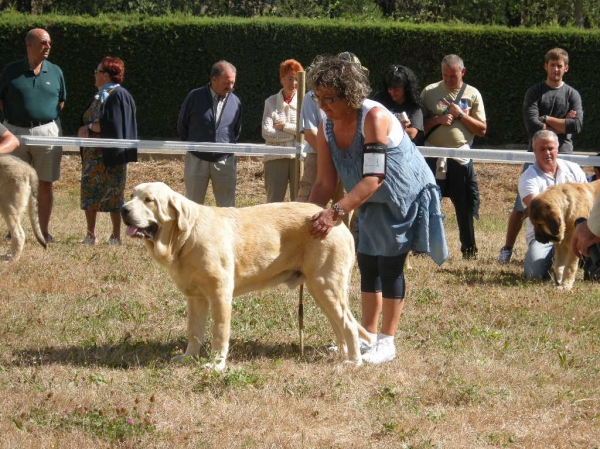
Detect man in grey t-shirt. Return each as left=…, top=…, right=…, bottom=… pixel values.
left=497, top=48, right=584, bottom=264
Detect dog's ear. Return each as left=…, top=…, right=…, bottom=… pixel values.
left=168, top=194, right=189, bottom=233
left=547, top=212, right=562, bottom=237
left=155, top=193, right=173, bottom=224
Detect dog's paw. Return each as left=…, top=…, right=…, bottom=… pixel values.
left=204, top=358, right=226, bottom=372
left=557, top=283, right=574, bottom=291
left=341, top=358, right=363, bottom=367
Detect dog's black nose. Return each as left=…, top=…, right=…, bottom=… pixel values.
left=120, top=206, right=130, bottom=221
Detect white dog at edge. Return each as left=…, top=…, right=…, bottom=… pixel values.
left=121, top=182, right=370, bottom=371
left=0, top=155, right=47, bottom=261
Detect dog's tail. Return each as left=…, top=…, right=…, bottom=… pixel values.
left=28, top=172, right=47, bottom=249
left=356, top=322, right=375, bottom=345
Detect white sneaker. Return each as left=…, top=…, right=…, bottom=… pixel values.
left=362, top=338, right=396, bottom=364
left=497, top=246, right=513, bottom=264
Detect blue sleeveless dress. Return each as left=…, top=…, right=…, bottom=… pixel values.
left=325, top=100, right=448, bottom=265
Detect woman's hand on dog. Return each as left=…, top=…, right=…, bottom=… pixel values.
left=310, top=208, right=339, bottom=239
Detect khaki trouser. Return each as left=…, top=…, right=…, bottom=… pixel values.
left=184, top=152, right=236, bottom=207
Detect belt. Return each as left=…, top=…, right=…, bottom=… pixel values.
left=7, top=119, right=54, bottom=128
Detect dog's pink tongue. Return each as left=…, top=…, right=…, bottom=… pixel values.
left=126, top=225, right=139, bottom=237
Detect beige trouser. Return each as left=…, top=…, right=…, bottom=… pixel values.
left=184, top=152, right=236, bottom=207
left=264, top=158, right=298, bottom=203
left=297, top=153, right=317, bottom=202
left=4, top=120, right=62, bottom=182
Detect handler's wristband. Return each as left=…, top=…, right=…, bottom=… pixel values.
left=362, top=143, right=387, bottom=179
left=332, top=202, right=346, bottom=217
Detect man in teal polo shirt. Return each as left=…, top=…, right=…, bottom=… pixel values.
left=0, top=28, right=66, bottom=242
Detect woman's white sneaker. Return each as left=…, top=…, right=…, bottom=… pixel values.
left=362, top=337, right=396, bottom=364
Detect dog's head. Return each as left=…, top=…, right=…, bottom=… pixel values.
left=528, top=190, right=565, bottom=244
left=121, top=182, right=194, bottom=263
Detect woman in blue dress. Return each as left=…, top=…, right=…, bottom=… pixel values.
left=308, top=55, right=448, bottom=364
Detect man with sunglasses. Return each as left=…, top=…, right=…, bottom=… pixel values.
left=0, top=28, right=66, bottom=243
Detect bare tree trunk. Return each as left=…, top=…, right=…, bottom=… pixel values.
left=574, top=0, right=584, bottom=28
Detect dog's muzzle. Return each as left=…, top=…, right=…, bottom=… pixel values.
left=121, top=206, right=158, bottom=240
left=534, top=232, right=558, bottom=244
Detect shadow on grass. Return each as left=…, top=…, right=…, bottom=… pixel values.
left=11, top=338, right=323, bottom=368
left=437, top=266, right=527, bottom=287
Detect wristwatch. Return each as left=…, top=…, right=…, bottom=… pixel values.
left=457, top=112, right=464, bottom=120
left=542, top=115, right=548, bottom=124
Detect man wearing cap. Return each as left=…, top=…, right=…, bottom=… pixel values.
left=421, top=54, right=487, bottom=259
left=0, top=28, right=66, bottom=242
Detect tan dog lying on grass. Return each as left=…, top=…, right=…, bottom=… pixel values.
left=0, top=155, right=47, bottom=261
left=528, top=180, right=600, bottom=290
left=121, top=182, right=370, bottom=371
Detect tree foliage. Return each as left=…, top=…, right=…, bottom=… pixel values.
left=1, top=0, right=597, bottom=28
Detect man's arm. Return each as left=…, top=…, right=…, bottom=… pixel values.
left=447, top=101, right=487, bottom=137
left=234, top=102, right=242, bottom=142
left=564, top=88, right=583, bottom=135
left=177, top=93, right=191, bottom=141
left=523, top=84, right=543, bottom=137
left=571, top=194, right=600, bottom=257
left=423, top=113, right=453, bottom=133
left=0, top=128, right=19, bottom=154
left=303, top=129, right=318, bottom=151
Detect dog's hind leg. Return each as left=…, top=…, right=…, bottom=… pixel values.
left=305, top=275, right=362, bottom=365
left=1, top=191, right=27, bottom=262
left=173, top=295, right=209, bottom=362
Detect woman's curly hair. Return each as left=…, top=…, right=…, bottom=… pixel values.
left=308, top=55, right=371, bottom=109
left=381, top=64, right=423, bottom=109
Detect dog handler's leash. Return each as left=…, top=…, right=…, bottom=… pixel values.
left=298, top=284, right=304, bottom=356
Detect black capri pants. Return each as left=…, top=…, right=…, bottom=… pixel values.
left=357, top=252, right=408, bottom=299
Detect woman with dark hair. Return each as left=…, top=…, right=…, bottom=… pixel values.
left=308, top=55, right=448, bottom=364
left=261, top=59, right=304, bottom=203
left=372, top=65, right=424, bottom=142
left=77, top=56, right=137, bottom=245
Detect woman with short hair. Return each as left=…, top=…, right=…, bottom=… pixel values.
left=261, top=59, right=304, bottom=203
left=77, top=56, right=137, bottom=245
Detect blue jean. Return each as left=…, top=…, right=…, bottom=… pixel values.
left=524, top=240, right=553, bottom=280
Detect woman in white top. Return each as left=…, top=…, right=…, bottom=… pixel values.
left=261, top=59, right=303, bottom=203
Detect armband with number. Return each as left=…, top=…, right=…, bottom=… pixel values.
left=362, top=143, right=387, bottom=179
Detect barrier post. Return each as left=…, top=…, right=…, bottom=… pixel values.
left=295, top=70, right=306, bottom=356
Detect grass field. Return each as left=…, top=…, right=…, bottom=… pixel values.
left=0, top=155, right=598, bottom=448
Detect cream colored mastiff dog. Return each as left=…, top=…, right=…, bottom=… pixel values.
left=121, top=182, right=369, bottom=371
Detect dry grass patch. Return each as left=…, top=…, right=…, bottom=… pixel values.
left=0, top=155, right=598, bottom=448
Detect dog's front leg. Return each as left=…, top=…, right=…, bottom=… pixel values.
left=558, top=249, right=579, bottom=291
left=173, top=295, right=209, bottom=362
left=207, top=296, right=232, bottom=372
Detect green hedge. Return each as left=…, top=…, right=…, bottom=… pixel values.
left=1, top=13, right=599, bottom=149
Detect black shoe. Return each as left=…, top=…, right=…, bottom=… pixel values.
left=462, top=247, right=478, bottom=260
